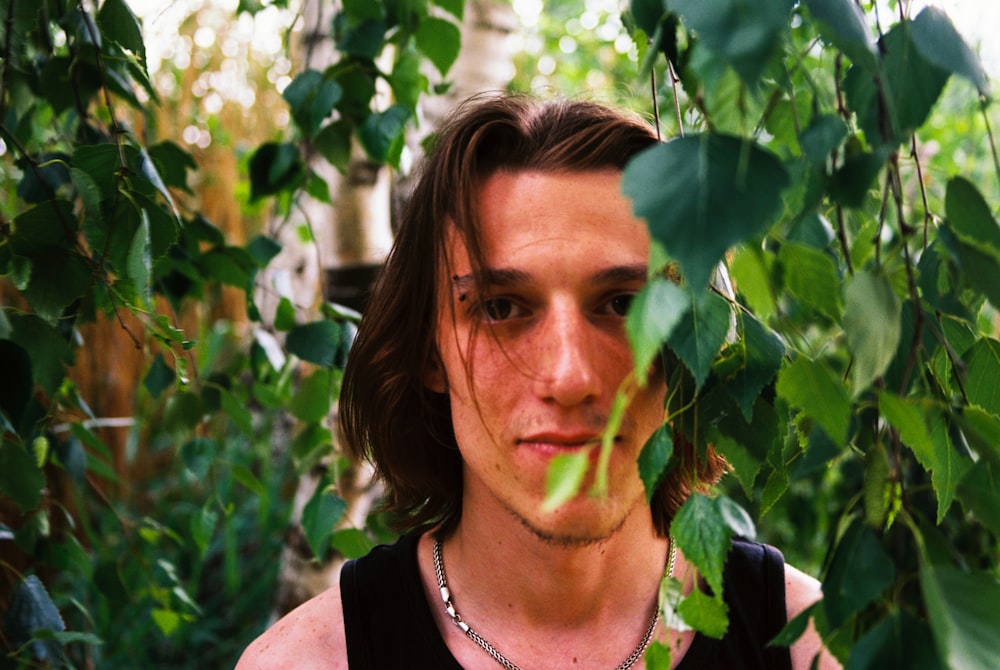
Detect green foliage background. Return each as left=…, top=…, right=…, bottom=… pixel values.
left=1, top=0, right=999, bottom=668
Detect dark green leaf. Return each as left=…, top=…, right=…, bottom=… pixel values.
left=666, top=288, right=731, bottom=390
left=248, top=142, right=304, bottom=200
left=220, top=389, right=254, bottom=436
left=291, top=423, right=334, bottom=474
left=920, top=564, right=1000, bottom=670
left=73, top=143, right=124, bottom=200
left=624, top=134, right=789, bottom=290
left=631, top=0, right=669, bottom=36
left=359, top=105, right=410, bottom=165
left=4, top=575, right=65, bottom=662
left=197, top=246, right=258, bottom=288
left=846, top=611, right=946, bottom=670
left=148, top=141, right=197, bottom=194
left=723, top=313, right=784, bottom=421
left=275, top=297, right=297, bottom=331
left=143, top=353, right=175, bottom=399
left=179, top=437, right=218, bottom=480
left=822, top=518, right=894, bottom=628
left=7, top=314, right=72, bottom=396
left=190, top=505, right=218, bottom=558
left=945, top=177, right=1000, bottom=250
left=10, top=200, right=77, bottom=254
left=163, top=392, right=203, bottom=436
left=301, top=481, right=348, bottom=561
left=638, top=424, right=673, bottom=502
left=98, top=0, right=147, bottom=70
left=956, top=463, right=1000, bottom=538
left=16, top=153, right=71, bottom=204
left=415, top=17, right=461, bottom=75
left=804, top=0, right=877, bottom=71
left=963, top=338, right=1000, bottom=416
left=231, top=463, right=268, bottom=498
left=289, top=369, right=334, bottom=423
left=828, top=149, right=889, bottom=208
left=246, top=235, right=282, bottom=267
left=799, top=114, right=849, bottom=164
left=315, top=120, right=353, bottom=173
left=287, top=320, right=342, bottom=367
left=672, top=493, right=736, bottom=597
left=911, top=7, right=988, bottom=96
left=0, top=341, right=32, bottom=428
left=336, top=18, right=387, bottom=60
left=283, top=69, right=343, bottom=137
left=0, top=442, right=45, bottom=512
left=666, top=0, right=792, bottom=85
left=775, top=355, right=850, bottom=444
left=626, top=277, right=690, bottom=385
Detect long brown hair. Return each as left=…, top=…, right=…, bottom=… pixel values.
left=339, top=93, right=726, bottom=536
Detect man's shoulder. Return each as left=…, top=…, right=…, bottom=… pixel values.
left=235, top=583, right=347, bottom=670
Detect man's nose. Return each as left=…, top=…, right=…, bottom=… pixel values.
left=531, top=306, right=602, bottom=406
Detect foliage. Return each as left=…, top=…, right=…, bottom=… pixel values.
left=0, top=0, right=460, bottom=666
left=604, top=0, right=998, bottom=666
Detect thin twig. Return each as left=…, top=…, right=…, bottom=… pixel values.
left=909, top=135, right=933, bottom=249
left=651, top=64, right=661, bottom=142
left=668, top=60, right=683, bottom=138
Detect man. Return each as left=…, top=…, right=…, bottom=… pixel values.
left=238, top=94, right=837, bottom=669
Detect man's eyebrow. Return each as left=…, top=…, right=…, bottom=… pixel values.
left=451, top=264, right=648, bottom=293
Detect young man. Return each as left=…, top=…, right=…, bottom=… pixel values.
left=238, top=95, right=837, bottom=669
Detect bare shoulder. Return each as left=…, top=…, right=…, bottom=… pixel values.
left=235, top=582, right=348, bottom=670
left=784, top=564, right=842, bottom=670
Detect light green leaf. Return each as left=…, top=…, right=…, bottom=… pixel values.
left=779, top=242, right=842, bottom=320
left=822, top=517, right=894, bottom=628
left=624, top=134, right=789, bottom=290
left=843, top=271, right=901, bottom=396
left=289, top=369, right=334, bottom=423
left=920, top=564, right=1000, bottom=670
left=666, top=288, right=731, bottom=390
left=775, top=356, right=850, bottom=445
left=638, top=424, right=673, bottom=502
left=152, top=608, right=181, bottom=636
left=667, top=0, right=793, bottom=85
left=678, top=588, right=729, bottom=639
left=803, top=0, right=877, bottom=71
left=432, top=0, right=464, bottom=21
left=302, top=480, right=348, bottom=561
left=626, top=277, right=690, bottom=385
left=729, top=245, right=776, bottom=321
left=287, top=320, right=342, bottom=368
left=911, top=7, right=989, bottom=95
left=962, top=338, right=1000, bottom=416
left=415, top=17, right=461, bottom=75
left=543, top=451, right=591, bottom=512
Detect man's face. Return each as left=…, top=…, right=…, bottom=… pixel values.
left=429, top=170, right=667, bottom=545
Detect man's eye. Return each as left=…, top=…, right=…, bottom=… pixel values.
left=609, top=294, right=634, bottom=317
left=483, top=298, right=515, bottom=321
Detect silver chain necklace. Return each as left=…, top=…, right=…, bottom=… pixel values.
left=433, top=538, right=677, bottom=670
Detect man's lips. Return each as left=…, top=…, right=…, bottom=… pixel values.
left=516, top=433, right=614, bottom=455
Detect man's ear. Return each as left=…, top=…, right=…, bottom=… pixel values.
left=424, top=350, right=448, bottom=393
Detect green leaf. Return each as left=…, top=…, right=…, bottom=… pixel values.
left=190, top=505, right=218, bottom=558
left=415, top=16, right=461, bottom=75
left=626, top=277, right=690, bottom=384
left=644, top=640, right=672, bottom=670
left=863, top=439, right=892, bottom=528
left=220, top=389, right=254, bottom=436
left=359, top=105, right=410, bottom=165
left=274, top=297, right=297, bottom=331
left=289, top=369, right=334, bottom=423
left=729, top=245, right=776, bottom=320
left=724, top=314, right=785, bottom=421
left=803, top=0, right=877, bottom=71
left=775, top=355, right=850, bottom=445
left=666, top=288, right=731, bottom=390
left=638, top=424, right=673, bottom=502
left=672, top=493, right=743, bottom=597
left=144, top=353, right=175, bottom=399
left=98, top=0, right=147, bottom=70
left=246, top=235, right=282, bottom=267
left=248, top=142, right=303, bottom=200
left=151, top=608, right=181, bottom=637
left=843, top=271, right=901, bottom=396
left=4, top=575, right=65, bottom=658
left=799, top=113, right=850, bottom=164
left=940, top=228, right=1000, bottom=309
left=822, top=517, right=894, bottom=628
left=0, top=340, right=33, bottom=428
left=302, top=481, right=348, bottom=561
left=331, top=528, right=376, bottom=559
left=148, top=141, right=197, bottom=194
left=73, top=143, right=123, bottom=200
left=127, top=209, right=152, bottom=306
left=315, top=120, right=353, bottom=173
left=19, top=247, right=91, bottom=321
left=197, top=246, right=258, bottom=288
left=778, top=242, right=843, bottom=319
left=231, top=463, right=268, bottom=499
left=163, top=392, right=203, bottom=436
left=10, top=200, right=77, bottom=254
left=291, top=423, right=334, bottom=474
left=283, top=69, right=343, bottom=137
left=7, top=314, right=72, bottom=397
left=432, top=0, right=464, bottom=21
left=624, top=134, right=789, bottom=290
left=678, top=588, right=729, bottom=639
left=828, top=149, right=890, bottom=209
left=543, top=451, right=591, bottom=512
left=0, top=442, right=45, bottom=512
left=666, top=0, right=792, bottom=85
left=945, top=177, right=1000, bottom=251
left=179, top=437, right=218, bottom=480
left=846, top=611, right=946, bottom=670
left=956, top=463, right=1000, bottom=538
left=963, top=338, right=1000, bottom=416
left=911, top=6, right=989, bottom=96
left=920, top=564, right=1000, bottom=670
left=287, top=320, right=342, bottom=367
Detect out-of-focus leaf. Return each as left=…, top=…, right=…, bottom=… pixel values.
left=945, top=177, right=1000, bottom=251
left=920, top=563, right=1000, bottom=670
left=843, top=271, right=901, bottom=396
left=823, top=518, right=894, bottom=628
left=638, top=424, right=673, bottom=502
left=666, top=288, right=731, bottom=390
left=143, top=353, right=175, bottom=399
left=678, top=588, right=729, bottom=639
left=358, top=105, right=410, bottom=165
left=289, top=369, right=334, bottom=423
left=98, top=0, right=147, bottom=69
left=0, top=443, right=45, bottom=512
left=287, top=321, right=342, bottom=368
left=415, top=17, right=461, bottom=75
left=542, top=451, right=590, bottom=512
left=302, top=481, right=347, bottom=561
left=846, top=611, right=946, bottom=670
left=804, top=0, right=877, bottom=71
left=624, top=134, right=789, bottom=290
left=911, top=7, right=988, bottom=96
left=248, top=142, right=303, bottom=200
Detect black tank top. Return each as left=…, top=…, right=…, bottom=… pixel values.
left=341, top=531, right=793, bottom=669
